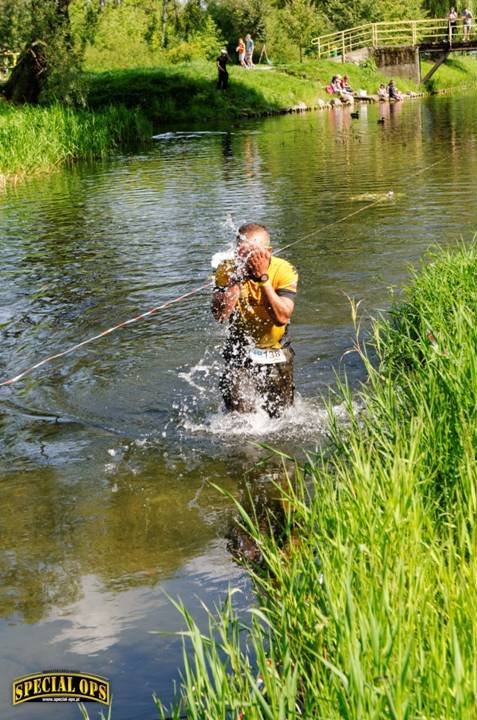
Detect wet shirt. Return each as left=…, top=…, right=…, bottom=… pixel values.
left=215, top=256, right=298, bottom=349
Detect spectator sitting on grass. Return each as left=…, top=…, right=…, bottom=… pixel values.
left=388, top=79, right=402, bottom=101
left=341, top=74, right=353, bottom=93
left=330, top=74, right=342, bottom=92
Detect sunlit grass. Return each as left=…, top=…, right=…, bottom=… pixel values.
left=154, top=242, right=477, bottom=719
left=421, top=55, right=477, bottom=92
left=85, top=59, right=423, bottom=124
left=0, top=102, right=151, bottom=186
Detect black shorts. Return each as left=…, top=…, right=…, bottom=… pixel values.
left=220, top=345, right=295, bottom=417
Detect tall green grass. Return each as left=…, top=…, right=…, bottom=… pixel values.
left=0, top=102, right=151, bottom=186
left=421, top=55, right=477, bottom=93
left=155, top=243, right=477, bottom=719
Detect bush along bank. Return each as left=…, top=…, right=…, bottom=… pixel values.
left=155, top=242, right=477, bottom=720
left=0, top=102, right=152, bottom=190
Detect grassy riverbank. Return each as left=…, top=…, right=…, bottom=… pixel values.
left=156, top=243, right=477, bottom=719
left=0, top=102, right=151, bottom=188
left=85, top=56, right=477, bottom=123
left=1, top=54, right=476, bottom=185
left=85, top=59, right=421, bottom=123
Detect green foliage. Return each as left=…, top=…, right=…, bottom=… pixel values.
left=0, top=0, right=30, bottom=49
left=280, top=0, right=323, bottom=62
left=155, top=243, right=477, bottom=719
left=319, top=0, right=427, bottom=30
left=77, top=0, right=223, bottom=69
left=208, top=0, right=271, bottom=49
left=0, top=102, right=151, bottom=185
left=422, top=56, right=477, bottom=92
left=167, top=16, right=225, bottom=64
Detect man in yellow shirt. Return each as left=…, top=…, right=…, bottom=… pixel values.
left=212, top=222, right=298, bottom=417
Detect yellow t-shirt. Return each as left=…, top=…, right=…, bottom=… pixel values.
left=215, top=255, right=298, bottom=348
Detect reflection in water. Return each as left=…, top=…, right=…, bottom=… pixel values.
left=1, top=94, right=477, bottom=718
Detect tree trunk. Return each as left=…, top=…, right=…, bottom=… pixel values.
left=2, top=0, right=72, bottom=104
left=3, top=41, right=47, bottom=103
left=161, top=0, right=169, bottom=47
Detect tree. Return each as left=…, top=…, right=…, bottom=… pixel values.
left=0, top=0, right=31, bottom=50
left=208, top=0, right=271, bottom=51
left=3, top=0, right=82, bottom=104
left=280, top=0, right=321, bottom=61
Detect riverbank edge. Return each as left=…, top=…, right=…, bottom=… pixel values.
left=1, top=56, right=476, bottom=188
left=0, top=101, right=152, bottom=190
left=153, top=242, right=477, bottom=718
left=0, top=60, right=477, bottom=192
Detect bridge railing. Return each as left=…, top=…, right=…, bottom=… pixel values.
left=312, top=18, right=457, bottom=58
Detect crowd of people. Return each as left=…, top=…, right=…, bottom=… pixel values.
left=448, top=7, right=473, bottom=40
left=326, top=74, right=404, bottom=102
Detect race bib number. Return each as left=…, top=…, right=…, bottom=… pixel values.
left=249, top=347, right=287, bottom=365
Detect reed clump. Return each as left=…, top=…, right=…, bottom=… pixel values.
left=156, top=243, right=477, bottom=720
left=0, top=103, right=151, bottom=187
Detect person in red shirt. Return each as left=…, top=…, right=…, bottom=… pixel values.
left=236, top=38, right=247, bottom=67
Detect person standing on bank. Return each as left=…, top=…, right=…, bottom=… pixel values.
left=212, top=223, right=298, bottom=417
left=245, top=34, right=254, bottom=68
left=216, top=48, right=229, bottom=90
left=236, top=37, right=247, bottom=67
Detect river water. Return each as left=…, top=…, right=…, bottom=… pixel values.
left=1, top=93, right=477, bottom=719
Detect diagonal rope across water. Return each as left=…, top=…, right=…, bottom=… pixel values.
left=0, top=282, right=211, bottom=387
left=0, top=156, right=447, bottom=387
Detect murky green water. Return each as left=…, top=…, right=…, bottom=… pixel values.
left=1, top=93, right=477, bottom=719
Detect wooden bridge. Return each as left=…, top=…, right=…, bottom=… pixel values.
left=312, top=18, right=477, bottom=83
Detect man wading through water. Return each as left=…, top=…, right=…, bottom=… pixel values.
left=212, top=223, right=298, bottom=417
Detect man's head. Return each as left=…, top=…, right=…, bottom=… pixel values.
left=236, top=222, right=270, bottom=249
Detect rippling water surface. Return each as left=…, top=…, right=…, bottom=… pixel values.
left=1, top=93, right=477, bottom=718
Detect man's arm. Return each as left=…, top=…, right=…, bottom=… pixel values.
left=260, top=283, right=294, bottom=326
left=211, top=282, right=241, bottom=323
left=246, top=247, right=296, bottom=325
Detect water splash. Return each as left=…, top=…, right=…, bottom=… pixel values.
left=181, top=393, right=356, bottom=443
left=211, top=248, right=234, bottom=270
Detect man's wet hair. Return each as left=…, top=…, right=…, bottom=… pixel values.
left=237, top=222, right=270, bottom=244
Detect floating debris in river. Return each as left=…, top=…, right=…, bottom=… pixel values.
left=351, top=190, right=402, bottom=203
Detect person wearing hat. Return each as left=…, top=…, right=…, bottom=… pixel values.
left=217, top=48, right=230, bottom=90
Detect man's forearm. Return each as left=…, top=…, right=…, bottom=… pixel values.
left=261, top=282, right=294, bottom=325
left=211, top=283, right=241, bottom=322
